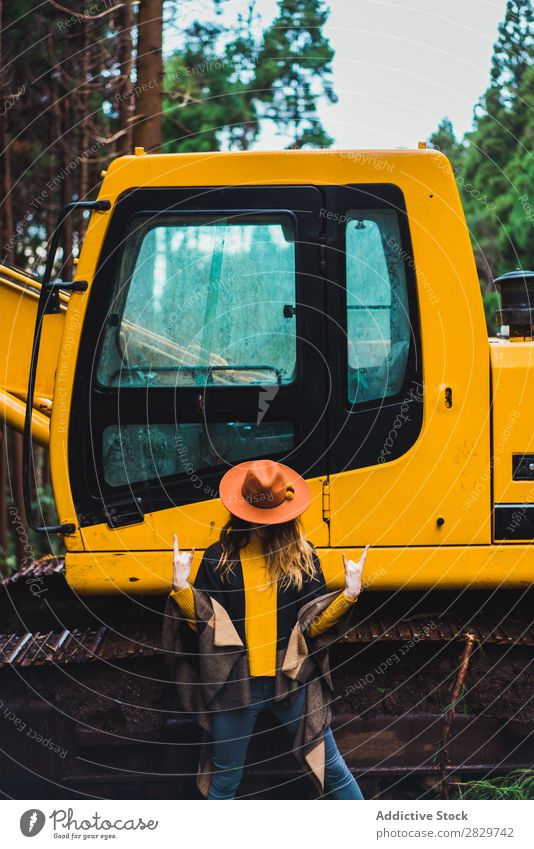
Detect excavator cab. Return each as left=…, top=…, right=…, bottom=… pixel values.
left=7, top=147, right=531, bottom=595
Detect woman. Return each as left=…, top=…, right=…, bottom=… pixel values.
left=164, top=458, right=369, bottom=800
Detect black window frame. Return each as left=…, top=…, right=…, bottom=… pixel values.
left=94, top=208, right=301, bottom=392
left=68, top=185, right=328, bottom=527
left=100, top=420, right=297, bottom=490
left=322, top=184, right=423, bottom=473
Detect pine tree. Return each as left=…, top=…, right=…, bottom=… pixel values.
left=462, top=0, right=533, bottom=272
left=134, top=0, right=164, bottom=151
left=490, top=0, right=533, bottom=103
left=255, top=0, right=336, bottom=148
left=428, top=117, right=464, bottom=172
left=163, top=0, right=336, bottom=152
left=430, top=0, right=534, bottom=296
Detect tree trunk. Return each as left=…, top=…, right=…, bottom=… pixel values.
left=119, top=0, right=135, bottom=154
left=1, top=119, right=14, bottom=265
left=78, top=20, right=91, bottom=246
left=79, top=20, right=90, bottom=202
left=0, top=0, right=15, bottom=265
left=133, top=0, right=164, bottom=152
left=62, top=95, right=74, bottom=281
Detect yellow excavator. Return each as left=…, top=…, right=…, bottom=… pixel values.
left=0, top=146, right=532, bottom=799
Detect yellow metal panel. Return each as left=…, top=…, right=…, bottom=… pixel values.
left=0, top=388, right=49, bottom=447
left=0, top=272, right=65, bottom=406
left=318, top=544, right=533, bottom=590
left=79, top=474, right=329, bottom=552
left=491, top=341, right=534, bottom=505
left=97, top=148, right=447, bottom=197
left=66, top=542, right=533, bottom=596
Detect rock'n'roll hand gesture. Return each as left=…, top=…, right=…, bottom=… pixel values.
left=172, top=533, right=195, bottom=592
left=342, top=544, right=370, bottom=601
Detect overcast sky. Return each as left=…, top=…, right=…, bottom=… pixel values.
left=180, top=0, right=508, bottom=150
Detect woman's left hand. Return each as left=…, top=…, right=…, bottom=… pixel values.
left=342, top=545, right=370, bottom=600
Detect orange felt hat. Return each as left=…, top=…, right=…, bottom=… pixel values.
left=219, top=459, right=311, bottom=525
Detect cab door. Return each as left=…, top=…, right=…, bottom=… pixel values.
left=322, top=182, right=490, bottom=550
left=70, top=185, right=330, bottom=548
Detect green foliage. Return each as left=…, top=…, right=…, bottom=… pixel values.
left=163, top=0, right=336, bottom=152
left=0, top=0, right=126, bottom=272
left=483, top=290, right=500, bottom=336
left=455, top=769, right=534, bottom=800
left=1, top=0, right=335, bottom=272
left=428, top=118, right=464, bottom=172
left=429, top=0, right=534, bottom=329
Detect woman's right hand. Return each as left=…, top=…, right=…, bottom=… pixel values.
left=172, top=533, right=195, bottom=591
left=342, top=544, right=370, bottom=600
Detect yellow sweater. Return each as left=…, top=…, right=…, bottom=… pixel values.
left=170, top=537, right=357, bottom=677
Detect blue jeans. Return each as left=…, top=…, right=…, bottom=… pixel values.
left=207, top=675, right=364, bottom=799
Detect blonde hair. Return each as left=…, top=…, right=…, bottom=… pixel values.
left=218, top=514, right=316, bottom=591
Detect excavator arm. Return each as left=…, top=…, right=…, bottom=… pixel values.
left=0, top=263, right=66, bottom=447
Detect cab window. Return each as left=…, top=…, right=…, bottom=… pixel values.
left=96, top=214, right=297, bottom=389
left=102, top=421, right=295, bottom=488
left=345, top=209, right=411, bottom=404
